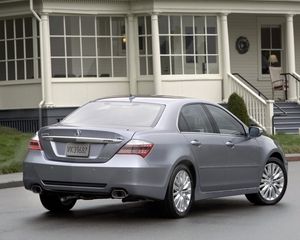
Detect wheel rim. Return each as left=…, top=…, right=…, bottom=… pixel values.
left=172, top=170, right=192, bottom=213
left=259, top=163, right=285, bottom=201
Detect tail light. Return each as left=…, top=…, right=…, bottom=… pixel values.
left=29, top=136, right=42, bottom=151
left=117, top=140, right=153, bottom=158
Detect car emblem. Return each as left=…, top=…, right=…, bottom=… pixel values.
left=75, top=129, right=81, bottom=137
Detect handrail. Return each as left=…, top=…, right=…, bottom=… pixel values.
left=273, top=103, right=287, bottom=116
left=282, top=72, right=300, bottom=82
left=228, top=73, right=286, bottom=134
left=232, top=73, right=269, bottom=100
left=228, top=73, right=267, bottom=104
left=233, top=72, right=287, bottom=116
left=228, top=73, right=268, bottom=131
left=292, top=72, right=300, bottom=81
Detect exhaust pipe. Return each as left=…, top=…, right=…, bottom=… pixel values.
left=31, top=185, right=43, bottom=194
left=111, top=189, right=128, bottom=199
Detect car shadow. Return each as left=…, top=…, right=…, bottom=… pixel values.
left=25, top=196, right=287, bottom=226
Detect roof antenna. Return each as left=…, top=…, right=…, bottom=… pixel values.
left=129, top=94, right=135, bottom=102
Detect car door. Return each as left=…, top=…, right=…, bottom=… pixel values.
left=179, top=104, right=235, bottom=192
left=203, top=104, right=262, bottom=190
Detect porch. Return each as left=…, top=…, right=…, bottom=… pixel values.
left=224, top=13, right=300, bottom=134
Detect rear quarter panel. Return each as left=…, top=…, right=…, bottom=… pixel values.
left=133, top=130, right=198, bottom=197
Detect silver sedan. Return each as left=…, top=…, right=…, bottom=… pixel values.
left=23, top=97, right=288, bottom=218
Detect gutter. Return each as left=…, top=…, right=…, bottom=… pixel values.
left=29, top=0, right=45, bottom=129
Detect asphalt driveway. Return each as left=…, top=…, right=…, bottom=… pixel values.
left=0, top=162, right=299, bottom=240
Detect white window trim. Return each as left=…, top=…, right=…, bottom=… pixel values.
left=157, top=14, right=220, bottom=76
left=161, top=74, right=222, bottom=81
left=0, top=16, right=40, bottom=83
left=0, top=79, right=40, bottom=86
left=51, top=77, right=128, bottom=83
left=137, top=15, right=153, bottom=77
left=50, top=15, right=128, bottom=80
left=257, top=17, right=285, bottom=81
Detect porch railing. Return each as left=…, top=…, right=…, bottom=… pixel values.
left=228, top=73, right=274, bottom=134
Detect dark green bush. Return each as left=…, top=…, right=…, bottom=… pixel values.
left=227, top=93, right=250, bottom=126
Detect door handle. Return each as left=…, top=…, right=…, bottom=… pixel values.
left=190, top=140, right=202, bottom=147
left=225, top=141, right=235, bottom=148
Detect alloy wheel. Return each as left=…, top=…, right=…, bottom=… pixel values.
left=259, top=162, right=285, bottom=201
left=172, top=170, right=192, bottom=213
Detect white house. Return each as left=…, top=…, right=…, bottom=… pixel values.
left=1, top=0, right=300, bottom=133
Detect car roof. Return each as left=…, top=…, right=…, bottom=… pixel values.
left=95, top=96, right=216, bottom=106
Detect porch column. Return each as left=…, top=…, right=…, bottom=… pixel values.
left=220, top=12, right=231, bottom=101
left=151, top=13, right=162, bottom=95
left=286, top=14, right=297, bottom=101
left=41, top=14, right=53, bottom=106
left=127, top=14, right=137, bottom=95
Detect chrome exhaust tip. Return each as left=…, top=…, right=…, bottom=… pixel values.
left=111, top=189, right=128, bottom=199
left=31, top=185, right=42, bottom=194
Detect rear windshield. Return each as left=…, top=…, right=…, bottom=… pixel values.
left=62, top=101, right=165, bottom=127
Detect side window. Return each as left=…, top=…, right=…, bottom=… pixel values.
left=179, top=104, right=213, bottom=133
left=205, top=104, right=245, bottom=135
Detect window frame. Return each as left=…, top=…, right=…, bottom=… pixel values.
left=158, top=14, right=220, bottom=77
left=203, top=103, right=247, bottom=136
left=177, top=103, right=214, bottom=133
left=257, top=17, right=285, bottom=81
left=49, top=15, right=128, bottom=81
left=0, top=16, right=40, bottom=84
left=137, top=16, right=153, bottom=77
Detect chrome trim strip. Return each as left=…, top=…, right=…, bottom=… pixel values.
left=42, top=135, right=123, bottom=143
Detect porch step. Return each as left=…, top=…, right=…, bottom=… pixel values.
left=273, top=102, right=300, bottom=134
left=275, top=122, right=300, bottom=127
left=274, top=116, right=300, bottom=122
left=275, top=127, right=300, bottom=134
left=274, top=108, right=300, bottom=114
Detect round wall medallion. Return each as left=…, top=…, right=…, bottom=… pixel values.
left=236, top=36, right=249, bottom=54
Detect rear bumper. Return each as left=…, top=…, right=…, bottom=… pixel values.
left=23, top=151, right=170, bottom=200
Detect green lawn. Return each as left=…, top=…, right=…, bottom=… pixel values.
left=271, top=134, right=300, bottom=154
left=0, top=127, right=33, bottom=174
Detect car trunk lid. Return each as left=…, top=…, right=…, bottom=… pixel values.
left=38, top=125, right=135, bottom=163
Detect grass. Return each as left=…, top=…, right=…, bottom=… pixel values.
left=0, top=127, right=33, bottom=174
left=272, top=134, right=300, bottom=154
left=0, top=126, right=299, bottom=174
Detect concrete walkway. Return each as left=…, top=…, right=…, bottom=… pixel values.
left=1, top=154, right=299, bottom=190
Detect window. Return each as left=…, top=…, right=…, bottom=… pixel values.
left=179, top=104, right=213, bottom=132
left=205, top=105, right=245, bottom=135
left=62, top=101, right=164, bottom=127
left=0, top=17, right=39, bottom=81
left=158, top=15, right=218, bottom=75
left=49, top=16, right=127, bottom=78
left=260, top=25, right=282, bottom=75
left=138, top=16, right=152, bottom=76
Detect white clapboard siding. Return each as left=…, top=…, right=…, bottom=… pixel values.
left=229, top=14, right=285, bottom=100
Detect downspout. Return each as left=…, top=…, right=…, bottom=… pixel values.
left=30, top=0, right=45, bottom=129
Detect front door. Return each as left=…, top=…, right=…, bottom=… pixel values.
left=203, top=104, right=262, bottom=190
left=179, top=103, right=262, bottom=192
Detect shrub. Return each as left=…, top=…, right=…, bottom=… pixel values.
left=0, top=127, right=32, bottom=174
left=227, top=93, right=250, bottom=126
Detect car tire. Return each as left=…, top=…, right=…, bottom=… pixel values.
left=164, top=164, right=194, bottom=218
left=245, top=157, right=287, bottom=205
left=39, top=192, right=77, bottom=212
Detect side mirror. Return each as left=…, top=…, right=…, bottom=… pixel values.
left=249, top=126, right=263, bottom=138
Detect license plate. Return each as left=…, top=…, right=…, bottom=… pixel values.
left=65, top=143, right=90, bottom=157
